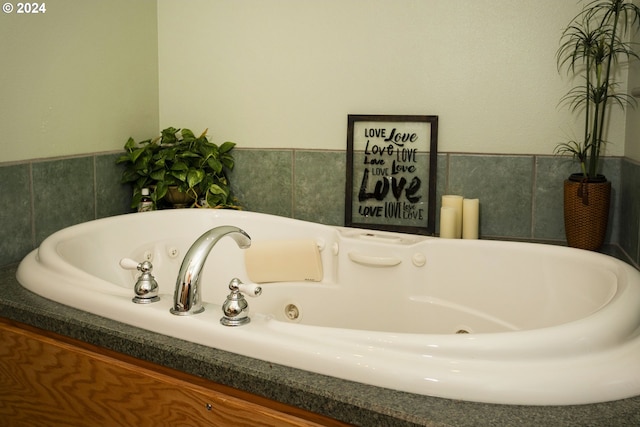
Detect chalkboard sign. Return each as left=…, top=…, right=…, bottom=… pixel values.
left=345, top=115, right=438, bottom=235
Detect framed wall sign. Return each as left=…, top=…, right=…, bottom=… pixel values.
left=345, top=114, right=438, bottom=235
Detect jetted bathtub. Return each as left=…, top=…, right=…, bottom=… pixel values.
left=16, top=209, right=640, bottom=405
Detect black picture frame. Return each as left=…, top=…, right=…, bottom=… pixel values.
left=345, top=114, right=438, bottom=235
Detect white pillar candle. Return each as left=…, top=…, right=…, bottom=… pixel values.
left=440, top=206, right=457, bottom=238
left=462, top=198, right=479, bottom=239
left=441, top=195, right=463, bottom=238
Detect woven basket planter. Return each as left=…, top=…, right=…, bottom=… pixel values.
left=563, top=174, right=611, bottom=251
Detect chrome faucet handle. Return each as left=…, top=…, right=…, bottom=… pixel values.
left=238, top=281, right=262, bottom=297
left=220, top=278, right=262, bottom=327
left=119, top=257, right=141, bottom=270
left=120, top=258, right=160, bottom=304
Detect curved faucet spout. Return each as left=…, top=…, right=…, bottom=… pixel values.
left=171, top=225, right=251, bottom=315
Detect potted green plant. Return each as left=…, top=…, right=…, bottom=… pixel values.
left=555, top=0, right=640, bottom=250
left=117, top=126, right=240, bottom=209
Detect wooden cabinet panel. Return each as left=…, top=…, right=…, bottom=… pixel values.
left=0, top=319, right=348, bottom=427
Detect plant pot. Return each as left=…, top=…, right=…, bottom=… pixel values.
left=164, top=186, right=196, bottom=208
left=563, top=174, right=611, bottom=251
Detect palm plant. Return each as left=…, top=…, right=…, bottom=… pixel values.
left=555, top=0, right=640, bottom=180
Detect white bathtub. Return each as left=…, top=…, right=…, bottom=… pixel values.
left=16, top=209, right=640, bottom=405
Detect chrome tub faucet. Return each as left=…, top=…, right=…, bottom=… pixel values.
left=170, top=225, right=251, bottom=316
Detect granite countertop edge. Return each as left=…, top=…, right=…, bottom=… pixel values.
left=1, top=264, right=639, bottom=427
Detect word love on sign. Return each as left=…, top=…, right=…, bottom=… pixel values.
left=358, top=126, right=423, bottom=219
left=346, top=115, right=438, bottom=235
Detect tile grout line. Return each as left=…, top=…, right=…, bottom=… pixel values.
left=531, top=156, right=537, bottom=240
left=28, top=162, right=36, bottom=249
left=291, top=149, right=296, bottom=219
left=444, top=153, right=450, bottom=194
left=93, top=155, right=98, bottom=220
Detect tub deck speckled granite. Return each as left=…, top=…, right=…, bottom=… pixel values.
left=1, top=264, right=639, bottom=427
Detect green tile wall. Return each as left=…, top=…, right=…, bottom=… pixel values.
left=1, top=150, right=639, bottom=268
left=447, top=155, right=534, bottom=239
left=0, top=154, right=134, bottom=267
left=32, top=157, right=96, bottom=244
left=292, top=151, right=345, bottom=226
left=96, top=153, right=131, bottom=218
left=534, top=156, right=576, bottom=240
left=0, top=164, right=32, bottom=264
left=230, top=150, right=293, bottom=217
left=621, top=158, right=640, bottom=265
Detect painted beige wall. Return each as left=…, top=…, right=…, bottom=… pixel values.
left=0, top=1, right=633, bottom=161
left=157, top=0, right=628, bottom=155
left=0, top=0, right=158, bottom=163
left=626, top=0, right=640, bottom=162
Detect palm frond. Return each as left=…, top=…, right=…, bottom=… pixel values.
left=555, top=0, right=640, bottom=179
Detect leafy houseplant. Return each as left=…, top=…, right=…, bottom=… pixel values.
left=555, top=0, right=640, bottom=249
left=117, top=127, right=239, bottom=209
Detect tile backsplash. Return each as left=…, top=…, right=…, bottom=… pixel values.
left=1, top=150, right=638, bottom=268
left=0, top=153, right=131, bottom=267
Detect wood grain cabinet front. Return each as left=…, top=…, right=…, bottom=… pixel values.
left=0, top=318, right=349, bottom=427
